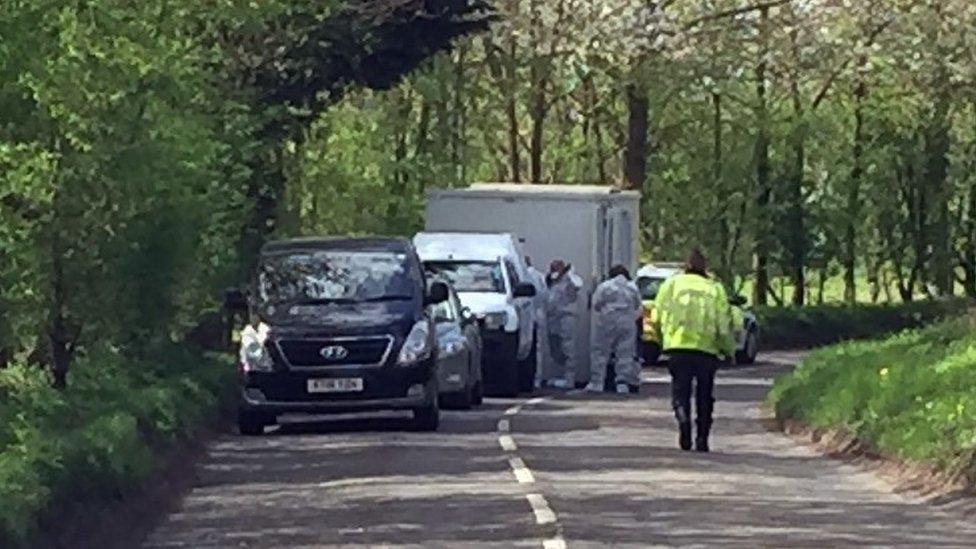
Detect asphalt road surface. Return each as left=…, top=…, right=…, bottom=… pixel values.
left=144, top=352, right=976, bottom=548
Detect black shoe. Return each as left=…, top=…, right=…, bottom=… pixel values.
left=628, top=384, right=640, bottom=394
left=695, top=437, right=710, bottom=453
left=574, top=381, right=588, bottom=390
left=679, top=423, right=692, bottom=451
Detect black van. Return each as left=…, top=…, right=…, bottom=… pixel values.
left=226, top=237, right=449, bottom=434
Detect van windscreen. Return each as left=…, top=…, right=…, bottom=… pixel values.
left=424, top=261, right=505, bottom=293
left=257, top=251, right=416, bottom=305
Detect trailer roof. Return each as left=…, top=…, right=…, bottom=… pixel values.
left=428, top=183, right=640, bottom=201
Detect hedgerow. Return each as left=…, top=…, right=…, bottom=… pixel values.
left=0, top=345, right=233, bottom=547
left=753, top=298, right=971, bottom=349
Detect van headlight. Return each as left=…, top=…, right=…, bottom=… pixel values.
left=239, top=324, right=273, bottom=372
left=482, top=312, right=508, bottom=331
left=398, top=321, right=432, bottom=365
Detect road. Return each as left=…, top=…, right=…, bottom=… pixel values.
left=144, top=352, right=976, bottom=548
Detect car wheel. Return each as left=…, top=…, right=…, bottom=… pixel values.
left=736, top=329, right=758, bottom=365
left=641, top=342, right=661, bottom=367
left=238, top=410, right=269, bottom=436
left=413, top=397, right=441, bottom=431
left=471, top=380, right=484, bottom=406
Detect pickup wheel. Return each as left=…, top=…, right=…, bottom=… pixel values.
left=497, top=357, right=521, bottom=397
left=517, top=334, right=537, bottom=393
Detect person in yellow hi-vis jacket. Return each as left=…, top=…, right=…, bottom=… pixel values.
left=652, top=248, right=735, bottom=452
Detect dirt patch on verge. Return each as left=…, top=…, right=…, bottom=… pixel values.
left=760, top=408, right=976, bottom=518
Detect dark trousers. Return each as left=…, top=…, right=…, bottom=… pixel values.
left=667, top=350, right=720, bottom=436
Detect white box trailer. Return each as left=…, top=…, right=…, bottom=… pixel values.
left=425, top=183, right=641, bottom=382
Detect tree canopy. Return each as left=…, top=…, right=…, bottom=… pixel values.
left=0, top=0, right=489, bottom=384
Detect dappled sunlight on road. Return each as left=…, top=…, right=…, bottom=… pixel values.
left=144, top=352, right=975, bottom=548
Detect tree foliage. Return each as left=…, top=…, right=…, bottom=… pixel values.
left=0, top=0, right=489, bottom=383
left=291, top=0, right=976, bottom=307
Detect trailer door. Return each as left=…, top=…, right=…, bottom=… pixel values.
left=618, top=208, right=633, bottom=269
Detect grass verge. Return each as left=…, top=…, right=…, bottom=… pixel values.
left=768, top=317, right=976, bottom=485
left=0, top=344, right=234, bottom=547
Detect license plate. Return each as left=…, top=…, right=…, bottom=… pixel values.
left=307, top=378, right=364, bottom=393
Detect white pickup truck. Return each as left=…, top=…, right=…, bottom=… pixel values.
left=413, top=232, right=538, bottom=396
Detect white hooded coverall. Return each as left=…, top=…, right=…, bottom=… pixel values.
left=590, top=274, right=642, bottom=387
left=546, top=269, right=583, bottom=385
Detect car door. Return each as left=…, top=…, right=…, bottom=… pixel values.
left=433, top=291, right=468, bottom=386
left=459, top=302, right=483, bottom=387
left=504, top=258, right=533, bottom=359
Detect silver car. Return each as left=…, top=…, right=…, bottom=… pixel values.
left=431, top=284, right=484, bottom=408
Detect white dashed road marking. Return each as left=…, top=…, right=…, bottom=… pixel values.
left=508, top=456, right=536, bottom=484
left=525, top=493, right=557, bottom=525
left=498, top=393, right=567, bottom=548
left=498, top=435, right=518, bottom=452
left=543, top=537, right=567, bottom=549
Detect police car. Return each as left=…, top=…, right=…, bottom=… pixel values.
left=636, top=263, right=759, bottom=366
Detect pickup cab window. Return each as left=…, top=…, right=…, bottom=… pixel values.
left=424, top=261, right=505, bottom=294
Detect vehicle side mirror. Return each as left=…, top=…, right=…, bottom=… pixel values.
left=729, top=294, right=747, bottom=307
left=427, top=281, right=449, bottom=305
left=224, top=288, right=247, bottom=312
left=513, top=282, right=537, bottom=298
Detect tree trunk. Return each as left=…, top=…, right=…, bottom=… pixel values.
left=712, top=92, right=732, bottom=286
left=239, top=127, right=289, bottom=277
left=817, top=264, right=828, bottom=305
left=867, top=251, right=880, bottom=303
left=788, top=137, right=806, bottom=306
left=505, top=29, right=520, bottom=182
left=529, top=76, right=546, bottom=183
left=844, top=60, right=867, bottom=303
left=926, top=3, right=953, bottom=297
left=594, top=116, right=608, bottom=183
left=623, top=83, right=649, bottom=191
left=787, top=30, right=806, bottom=307
left=926, top=112, right=952, bottom=295
left=451, top=45, right=467, bottom=184
left=882, top=268, right=893, bottom=303
left=752, top=7, right=771, bottom=306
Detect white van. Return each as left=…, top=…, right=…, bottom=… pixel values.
left=413, top=232, right=538, bottom=396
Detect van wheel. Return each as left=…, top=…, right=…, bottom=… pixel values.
left=238, top=410, right=269, bottom=436
left=413, top=397, right=440, bottom=431
left=442, top=388, right=473, bottom=410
